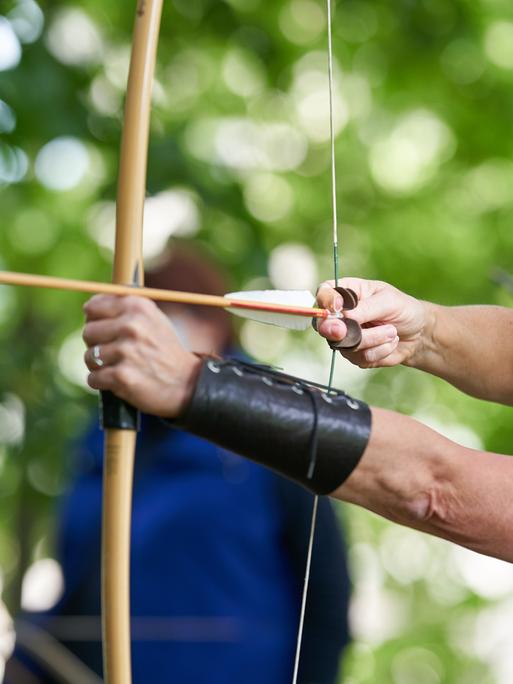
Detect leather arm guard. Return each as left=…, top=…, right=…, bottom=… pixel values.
left=173, top=358, right=371, bottom=496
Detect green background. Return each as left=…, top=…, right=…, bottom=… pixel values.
left=2, top=0, right=513, bottom=682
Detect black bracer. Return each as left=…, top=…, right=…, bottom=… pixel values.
left=173, top=358, right=372, bottom=496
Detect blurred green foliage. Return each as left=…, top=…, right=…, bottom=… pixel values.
left=2, top=0, right=513, bottom=682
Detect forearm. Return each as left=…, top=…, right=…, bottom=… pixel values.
left=82, top=295, right=513, bottom=562
left=336, top=408, right=513, bottom=561
left=409, top=303, right=513, bottom=404
left=175, top=359, right=513, bottom=563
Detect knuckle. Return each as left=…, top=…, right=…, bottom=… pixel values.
left=83, top=295, right=100, bottom=314
left=114, top=364, right=134, bottom=388
left=117, top=340, right=134, bottom=361
left=126, top=295, right=144, bottom=311
left=116, top=341, right=128, bottom=359
left=126, top=296, right=153, bottom=315
left=363, top=349, right=375, bottom=363
left=139, top=296, right=155, bottom=312
left=316, top=280, right=335, bottom=296
left=112, top=365, right=125, bottom=383
left=120, top=318, right=139, bottom=339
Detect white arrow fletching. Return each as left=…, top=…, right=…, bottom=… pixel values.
left=225, top=290, right=316, bottom=330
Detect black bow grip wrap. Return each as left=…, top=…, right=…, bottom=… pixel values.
left=172, top=359, right=371, bottom=495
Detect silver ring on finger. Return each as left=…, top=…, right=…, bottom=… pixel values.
left=92, top=344, right=104, bottom=368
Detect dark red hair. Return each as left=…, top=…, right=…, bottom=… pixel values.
left=145, top=241, right=234, bottom=349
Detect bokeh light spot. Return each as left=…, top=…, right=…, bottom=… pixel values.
left=89, top=75, right=121, bottom=116
left=441, top=38, right=485, bottom=85
left=143, top=190, right=200, bottom=259
left=8, top=0, right=44, bottom=44
left=35, top=137, right=90, bottom=191
left=104, top=45, right=131, bottom=91
left=484, top=21, right=513, bottom=71
left=392, top=647, right=443, bottom=684
left=0, top=394, right=25, bottom=446
left=369, top=110, right=455, bottom=195
left=292, top=52, right=349, bottom=142
left=10, top=208, right=58, bottom=255
left=349, top=541, right=409, bottom=644
left=0, top=100, right=16, bottom=134
left=45, top=7, right=103, bottom=67
left=0, top=144, right=28, bottom=185
left=240, top=320, right=290, bottom=362
left=452, top=546, right=513, bottom=599
left=222, top=48, right=265, bottom=98
left=463, top=159, right=513, bottom=214
left=380, top=526, right=432, bottom=585
left=21, top=558, right=64, bottom=612
left=186, top=117, right=307, bottom=172
left=244, top=172, right=294, bottom=222
left=0, top=18, right=22, bottom=71
left=165, top=48, right=213, bottom=113
left=86, top=191, right=200, bottom=259
left=279, top=0, right=325, bottom=46
left=58, top=329, right=91, bottom=391
left=268, top=243, right=317, bottom=290
left=413, top=411, right=483, bottom=450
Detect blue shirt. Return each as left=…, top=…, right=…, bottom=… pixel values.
left=13, top=415, right=350, bottom=684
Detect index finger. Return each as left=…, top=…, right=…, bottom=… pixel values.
left=316, top=278, right=368, bottom=310
left=83, top=294, right=138, bottom=321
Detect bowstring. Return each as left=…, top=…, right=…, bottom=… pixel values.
left=291, top=1, right=340, bottom=682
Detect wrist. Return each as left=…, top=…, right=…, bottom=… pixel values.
left=174, top=354, right=203, bottom=418
left=404, top=300, right=439, bottom=370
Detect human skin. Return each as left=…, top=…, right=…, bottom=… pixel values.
left=83, top=295, right=202, bottom=417
left=316, top=278, right=513, bottom=405
left=82, top=286, right=513, bottom=562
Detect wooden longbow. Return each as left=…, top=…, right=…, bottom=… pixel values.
left=100, top=1, right=163, bottom=682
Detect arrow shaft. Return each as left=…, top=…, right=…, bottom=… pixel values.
left=0, top=271, right=330, bottom=320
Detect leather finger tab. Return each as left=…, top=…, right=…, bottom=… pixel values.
left=328, top=318, right=362, bottom=351
left=346, top=288, right=359, bottom=309
left=333, top=286, right=358, bottom=310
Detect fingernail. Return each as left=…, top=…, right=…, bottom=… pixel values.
left=386, top=328, right=397, bottom=341
left=333, top=295, right=344, bottom=312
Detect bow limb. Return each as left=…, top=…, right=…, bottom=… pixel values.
left=101, top=2, right=163, bottom=683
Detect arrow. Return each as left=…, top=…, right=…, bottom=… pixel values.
left=0, top=270, right=354, bottom=331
